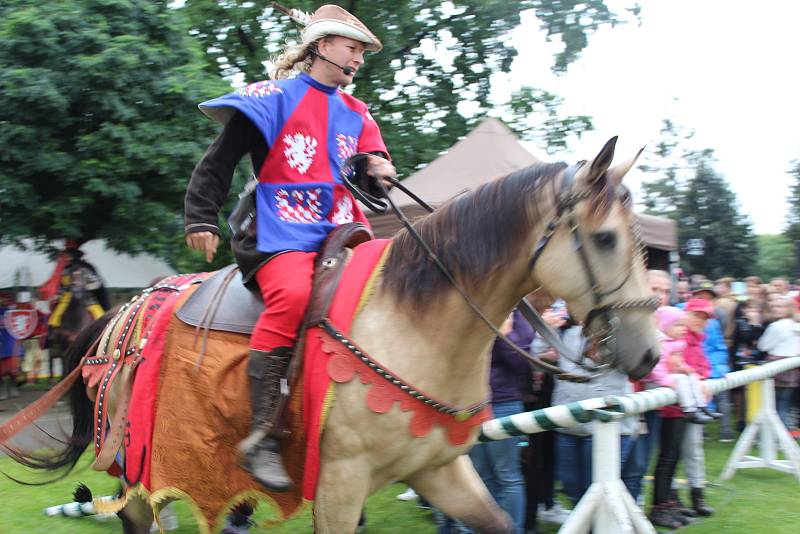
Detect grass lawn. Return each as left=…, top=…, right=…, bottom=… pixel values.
left=1, top=427, right=798, bottom=533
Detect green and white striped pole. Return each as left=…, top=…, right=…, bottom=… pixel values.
left=480, top=357, right=800, bottom=441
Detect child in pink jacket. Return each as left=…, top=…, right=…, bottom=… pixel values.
left=653, top=306, right=714, bottom=424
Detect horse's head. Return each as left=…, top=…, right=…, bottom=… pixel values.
left=531, top=137, right=659, bottom=380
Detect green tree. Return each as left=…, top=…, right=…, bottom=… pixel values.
left=639, top=119, right=695, bottom=220
left=785, top=159, right=800, bottom=242
left=755, top=234, right=795, bottom=281
left=180, top=0, right=630, bottom=173
left=781, top=159, right=800, bottom=277
left=0, top=0, right=232, bottom=268
left=500, top=86, right=594, bottom=154
left=679, top=154, right=757, bottom=279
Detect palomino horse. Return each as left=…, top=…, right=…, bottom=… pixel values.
left=9, top=138, right=659, bottom=533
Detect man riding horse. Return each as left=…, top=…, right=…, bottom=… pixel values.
left=184, top=4, right=395, bottom=492
left=47, top=241, right=109, bottom=331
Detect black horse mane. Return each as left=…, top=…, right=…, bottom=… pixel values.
left=381, top=161, right=568, bottom=308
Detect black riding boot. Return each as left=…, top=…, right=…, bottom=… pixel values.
left=238, top=347, right=293, bottom=492
left=691, top=487, right=714, bottom=516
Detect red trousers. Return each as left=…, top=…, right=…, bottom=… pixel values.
left=250, top=251, right=317, bottom=352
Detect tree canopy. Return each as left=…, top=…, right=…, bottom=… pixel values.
left=678, top=156, right=757, bottom=279
left=0, top=0, right=228, bottom=263
left=755, top=234, right=795, bottom=281
left=784, top=159, right=800, bottom=242
left=640, top=120, right=758, bottom=278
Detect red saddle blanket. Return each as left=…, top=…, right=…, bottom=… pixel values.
left=302, top=238, right=391, bottom=499
left=92, top=240, right=391, bottom=532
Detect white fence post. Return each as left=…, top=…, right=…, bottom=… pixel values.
left=720, top=377, right=800, bottom=482
left=558, top=412, right=655, bottom=534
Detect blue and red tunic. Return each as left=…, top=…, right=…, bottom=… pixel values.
left=199, top=72, right=388, bottom=254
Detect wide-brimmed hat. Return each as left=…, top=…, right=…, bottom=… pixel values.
left=686, top=298, right=715, bottom=318
left=691, top=280, right=717, bottom=298
left=273, top=3, right=382, bottom=52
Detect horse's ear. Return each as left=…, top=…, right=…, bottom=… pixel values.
left=583, top=136, right=618, bottom=186
left=607, top=146, right=645, bottom=187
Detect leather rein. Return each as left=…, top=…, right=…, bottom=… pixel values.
left=344, top=154, right=657, bottom=383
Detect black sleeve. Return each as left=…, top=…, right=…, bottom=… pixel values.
left=184, top=111, right=265, bottom=236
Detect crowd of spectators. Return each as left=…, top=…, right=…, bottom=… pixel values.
left=397, top=273, right=800, bottom=534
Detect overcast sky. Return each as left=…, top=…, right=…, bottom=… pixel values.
left=495, top=0, right=798, bottom=234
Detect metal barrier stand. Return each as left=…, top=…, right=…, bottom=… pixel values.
left=720, top=377, right=800, bottom=482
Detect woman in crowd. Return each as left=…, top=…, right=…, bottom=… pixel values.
left=522, top=293, right=568, bottom=532
left=729, top=297, right=764, bottom=431
left=757, top=296, right=800, bottom=429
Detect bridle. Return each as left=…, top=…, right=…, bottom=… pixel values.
left=343, top=154, right=657, bottom=382
left=524, top=161, right=659, bottom=375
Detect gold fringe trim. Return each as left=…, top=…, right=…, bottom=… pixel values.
left=354, top=242, right=392, bottom=319
left=93, top=492, right=129, bottom=515
left=320, top=382, right=337, bottom=429
left=95, top=483, right=310, bottom=534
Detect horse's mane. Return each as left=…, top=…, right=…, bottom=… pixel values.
left=381, top=161, right=568, bottom=308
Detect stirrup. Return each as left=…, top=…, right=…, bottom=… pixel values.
left=241, top=437, right=292, bottom=492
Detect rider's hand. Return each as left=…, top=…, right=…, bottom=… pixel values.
left=185, top=231, right=219, bottom=263
left=366, top=154, right=397, bottom=190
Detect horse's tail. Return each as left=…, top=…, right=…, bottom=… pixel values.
left=2, top=310, right=115, bottom=482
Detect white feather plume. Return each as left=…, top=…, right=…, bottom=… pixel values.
left=272, top=2, right=312, bottom=26
left=289, top=8, right=312, bottom=26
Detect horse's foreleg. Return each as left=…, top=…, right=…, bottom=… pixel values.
left=408, top=455, right=513, bottom=534
left=314, top=459, right=370, bottom=534
left=118, top=495, right=154, bottom=534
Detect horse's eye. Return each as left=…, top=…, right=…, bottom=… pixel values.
left=592, top=231, right=616, bottom=250
left=620, top=189, right=632, bottom=207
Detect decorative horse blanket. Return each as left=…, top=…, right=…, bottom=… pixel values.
left=90, top=240, right=392, bottom=531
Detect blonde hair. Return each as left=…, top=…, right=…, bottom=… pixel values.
left=271, top=37, right=331, bottom=80
left=271, top=41, right=313, bottom=79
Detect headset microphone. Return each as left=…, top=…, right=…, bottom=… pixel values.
left=310, top=47, right=354, bottom=76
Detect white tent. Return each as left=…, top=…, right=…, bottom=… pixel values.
left=0, top=240, right=177, bottom=289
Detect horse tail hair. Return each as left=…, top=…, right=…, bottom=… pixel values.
left=2, top=310, right=115, bottom=484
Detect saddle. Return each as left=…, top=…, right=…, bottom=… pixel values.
left=175, top=222, right=374, bottom=334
